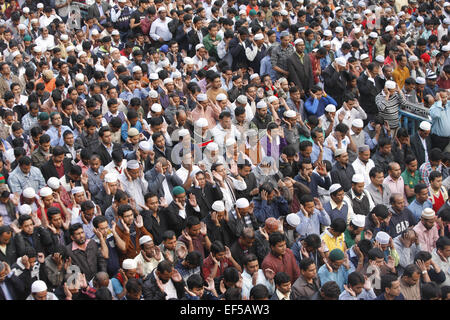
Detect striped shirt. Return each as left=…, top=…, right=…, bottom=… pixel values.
left=375, top=91, right=422, bottom=129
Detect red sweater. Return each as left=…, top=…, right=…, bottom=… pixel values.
left=261, top=249, right=300, bottom=284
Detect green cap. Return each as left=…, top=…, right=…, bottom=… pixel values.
left=38, top=112, right=49, bottom=120
left=23, top=35, right=32, bottom=41
left=329, top=249, right=345, bottom=262
left=173, top=186, right=185, bottom=196
left=249, top=9, right=257, bottom=16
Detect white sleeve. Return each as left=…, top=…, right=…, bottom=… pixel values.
left=245, top=44, right=258, bottom=62
left=230, top=176, right=247, bottom=190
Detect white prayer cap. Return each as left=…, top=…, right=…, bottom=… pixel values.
left=280, top=9, right=288, bottom=16
left=122, top=259, right=137, bottom=270
left=335, top=27, right=344, bottom=33
left=132, top=66, right=142, bottom=73
left=239, top=9, right=246, bottom=15
left=183, top=57, right=194, bottom=65
left=60, top=34, right=69, bottom=41
left=323, top=30, right=332, bottom=37
left=139, top=235, right=153, bottom=245
left=237, top=95, right=247, bottom=104
left=284, top=110, right=297, bottom=118
left=212, top=200, right=225, bottom=212
left=351, top=214, right=366, bottom=228
left=178, top=129, right=190, bottom=137
left=112, top=30, right=120, bottom=35
left=95, top=65, right=106, bottom=72
left=78, top=51, right=87, bottom=58
left=31, top=18, right=38, bottom=24
left=354, top=27, right=361, bottom=34
left=250, top=73, right=259, bottom=81
left=416, top=77, right=425, bottom=84
left=352, top=118, right=364, bottom=128
left=417, top=16, right=424, bottom=23
left=18, top=24, right=26, bottom=30
left=47, top=177, right=61, bottom=190
left=127, top=160, right=140, bottom=170
left=163, top=77, right=173, bottom=84
left=360, top=54, right=369, bottom=61
left=257, top=100, right=267, bottom=109
left=236, top=198, right=250, bottom=209
left=37, top=3, right=44, bottom=8
left=148, top=90, right=158, bottom=98
left=19, top=204, right=32, bottom=215
left=158, top=6, right=166, bottom=12
left=268, top=96, right=279, bottom=103
left=149, top=73, right=159, bottom=80
left=40, top=187, right=52, bottom=197
left=23, top=7, right=30, bottom=13
left=325, top=104, right=336, bottom=112
left=442, top=45, right=450, bottom=52
left=444, top=18, right=450, bottom=25
left=385, top=25, right=394, bottom=32
left=364, top=9, right=372, bottom=15
left=171, top=71, right=182, bottom=79
left=104, top=172, right=118, bottom=183
left=195, top=43, right=204, bottom=51
left=75, top=44, right=82, bottom=52
left=139, top=141, right=152, bottom=151
left=71, top=186, right=85, bottom=195
left=216, top=93, right=227, bottom=101
left=161, top=60, right=170, bottom=67
left=369, top=32, right=378, bottom=38
left=31, top=280, right=47, bottom=293
left=195, top=118, right=208, bottom=128
left=66, top=45, right=75, bottom=52
left=197, top=93, right=207, bottom=102
left=375, top=231, right=390, bottom=244
left=225, top=138, right=236, bottom=147
left=409, top=55, right=419, bottom=62
left=75, top=73, right=85, bottom=82
left=419, top=121, right=431, bottom=131
left=322, top=40, right=331, bottom=46
left=151, top=103, right=162, bottom=112
left=354, top=13, right=362, bottom=19
left=335, top=57, right=347, bottom=67
left=91, top=29, right=99, bottom=36
left=445, top=2, right=450, bottom=7
left=22, top=187, right=36, bottom=198
left=329, top=183, right=343, bottom=194
left=358, top=0, right=366, bottom=6
left=385, top=80, right=396, bottom=89
left=384, top=8, right=392, bottom=13
left=352, top=173, right=365, bottom=183
left=206, top=142, right=219, bottom=151
left=422, top=208, right=436, bottom=219
left=294, top=38, right=304, bottom=45
left=335, top=6, right=342, bottom=11
left=286, top=213, right=301, bottom=228
left=254, top=33, right=264, bottom=41
left=33, top=46, right=42, bottom=53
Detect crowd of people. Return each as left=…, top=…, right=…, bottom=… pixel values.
left=0, top=0, right=449, bottom=301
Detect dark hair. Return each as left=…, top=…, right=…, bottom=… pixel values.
left=369, top=166, right=384, bottom=178
left=380, top=274, right=399, bottom=292
left=274, top=272, right=290, bottom=286
left=117, top=204, right=133, bottom=217
left=300, top=194, right=314, bottom=205
left=348, top=271, right=365, bottom=286
left=414, top=183, right=428, bottom=194
left=162, top=230, right=176, bottom=241
left=436, top=236, right=450, bottom=251
left=125, top=278, right=142, bottom=296
left=269, top=232, right=286, bottom=247
left=69, top=223, right=83, bottom=236
left=403, top=264, right=421, bottom=278
left=421, top=282, right=441, bottom=300
left=249, top=284, right=269, bottom=300
left=186, top=216, right=200, bottom=229
left=330, top=218, right=346, bottom=233
left=368, top=247, right=384, bottom=260
left=299, top=258, right=315, bottom=271
left=157, top=260, right=173, bottom=274
left=320, top=281, right=341, bottom=299
left=244, top=253, right=258, bottom=266
left=210, top=240, right=225, bottom=255
left=223, top=267, right=240, bottom=283
left=187, top=274, right=204, bottom=290
left=304, top=234, right=321, bottom=249
left=429, top=171, right=443, bottom=182
left=185, top=251, right=202, bottom=267
left=93, top=215, right=108, bottom=228
left=18, top=214, right=33, bottom=227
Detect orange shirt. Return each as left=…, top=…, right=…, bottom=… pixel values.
left=36, top=78, right=56, bottom=93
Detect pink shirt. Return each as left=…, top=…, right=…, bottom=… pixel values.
left=413, top=221, right=439, bottom=253
left=383, top=175, right=407, bottom=202
left=191, top=106, right=219, bottom=129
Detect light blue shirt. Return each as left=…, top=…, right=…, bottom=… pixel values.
left=311, top=143, right=334, bottom=165
left=430, top=100, right=450, bottom=137
left=407, top=199, right=433, bottom=224
left=8, top=166, right=46, bottom=194
left=339, top=288, right=376, bottom=300
left=295, top=208, right=331, bottom=238
left=46, top=125, right=73, bottom=147
left=317, top=264, right=349, bottom=292
left=241, top=269, right=275, bottom=300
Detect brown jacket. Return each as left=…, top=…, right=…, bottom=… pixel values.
left=114, top=223, right=152, bottom=264
left=291, top=275, right=321, bottom=300
left=0, top=74, right=21, bottom=97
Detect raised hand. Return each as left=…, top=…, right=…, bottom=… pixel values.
left=300, top=245, right=309, bottom=258
left=264, top=268, right=275, bottom=281
left=171, top=269, right=182, bottom=282
left=313, top=197, right=323, bottom=211
left=188, top=193, right=197, bottom=207
left=210, top=252, right=219, bottom=265
left=343, top=284, right=356, bottom=297
left=159, top=197, right=168, bottom=208
left=259, top=227, right=269, bottom=240
left=134, top=214, right=144, bottom=228
left=200, top=222, right=207, bottom=236
left=119, top=217, right=130, bottom=234
left=261, top=190, right=268, bottom=201
left=182, top=229, right=192, bottom=242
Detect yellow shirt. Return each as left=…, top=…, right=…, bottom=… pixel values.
left=393, top=66, right=410, bottom=89
left=321, top=229, right=346, bottom=253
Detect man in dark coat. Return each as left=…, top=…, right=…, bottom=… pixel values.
left=40, top=146, right=72, bottom=182
left=96, top=126, right=123, bottom=167
left=0, top=259, right=31, bottom=300
left=143, top=260, right=185, bottom=300
left=14, top=215, right=53, bottom=257
left=322, top=57, right=348, bottom=106
left=188, top=171, right=223, bottom=220
left=0, top=226, right=18, bottom=266
left=357, top=62, right=383, bottom=122
left=287, top=39, right=314, bottom=95
left=228, top=27, right=249, bottom=71
left=410, top=123, right=432, bottom=168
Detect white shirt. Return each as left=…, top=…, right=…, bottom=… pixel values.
left=209, top=123, right=242, bottom=147
left=352, top=158, right=375, bottom=186
left=149, top=17, right=173, bottom=42
left=175, top=165, right=201, bottom=183
left=331, top=37, right=344, bottom=52
left=324, top=134, right=350, bottom=151
left=162, top=178, right=173, bottom=204
left=229, top=102, right=254, bottom=123
left=39, top=14, right=62, bottom=28
left=35, top=34, right=56, bottom=51
left=419, top=136, right=429, bottom=163
left=163, top=278, right=178, bottom=300
left=104, top=160, right=128, bottom=176
left=333, top=105, right=367, bottom=130
left=192, top=55, right=207, bottom=70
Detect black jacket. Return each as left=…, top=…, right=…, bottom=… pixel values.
left=235, top=172, right=258, bottom=201
left=14, top=227, right=54, bottom=257
left=143, top=269, right=185, bottom=300
left=357, top=72, right=382, bottom=115
left=40, top=158, right=72, bottom=182
left=96, top=142, right=122, bottom=167
left=65, top=239, right=107, bottom=282
left=140, top=209, right=167, bottom=246
left=202, top=214, right=235, bottom=248
left=228, top=36, right=247, bottom=71
left=160, top=201, right=197, bottom=238
left=188, top=183, right=223, bottom=220
left=322, top=65, right=347, bottom=106
left=287, top=51, right=314, bottom=93
left=0, top=269, right=31, bottom=300
left=410, top=133, right=432, bottom=168
left=0, top=238, right=18, bottom=266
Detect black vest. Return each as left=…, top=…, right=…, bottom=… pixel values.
left=347, top=190, right=371, bottom=216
